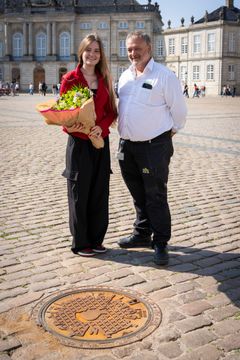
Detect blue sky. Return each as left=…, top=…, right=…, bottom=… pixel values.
left=138, top=0, right=240, bottom=28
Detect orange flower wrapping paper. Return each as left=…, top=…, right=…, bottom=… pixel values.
left=36, top=97, right=104, bottom=149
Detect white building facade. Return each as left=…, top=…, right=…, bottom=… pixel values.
left=0, top=0, right=239, bottom=95
left=163, top=0, right=240, bottom=95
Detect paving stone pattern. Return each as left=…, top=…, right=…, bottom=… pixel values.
left=0, top=94, right=240, bottom=360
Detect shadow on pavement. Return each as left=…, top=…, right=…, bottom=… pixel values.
left=96, top=245, right=240, bottom=308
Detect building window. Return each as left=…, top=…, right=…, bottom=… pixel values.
left=36, top=32, right=46, bottom=57
left=228, top=65, right=235, bottom=80
left=193, top=35, right=200, bottom=53
left=207, top=33, right=215, bottom=52
left=156, top=39, right=164, bottom=56
left=229, top=32, right=236, bottom=52
left=118, top=21, right=128, bottom=29
left=119, top=40, right=127, bottom=57
left=180, top=66, right=187, bottom=81
left=98, top=22, right=108, bottom=29
left=80, top=22, right=92, bottom=30
left=181, top=37, right=188, bottom=54
left=168, top=38, right=175, bottom=55
left=12, top=32, right=23, bottom=57
left=0, top=41, right=3, bottom=57
left=136, top=21, right=145, bottom=29
left=207, top=64, right=214, bottom=80
left=193, top=65, right=200, bottom=80
left=60, top=32, right=70, bottom=57
left=0, top=68, right=3, bottom=80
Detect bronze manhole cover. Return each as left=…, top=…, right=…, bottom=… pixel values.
left=35, top=286, right=162, bottom=348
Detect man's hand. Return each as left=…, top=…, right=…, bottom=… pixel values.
left=171, top=130, right=176, bottom=137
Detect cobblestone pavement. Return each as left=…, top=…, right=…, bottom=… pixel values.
left=0, top=94, right=240, bottom=360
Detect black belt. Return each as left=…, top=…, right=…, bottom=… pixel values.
left=122, top=130, right=171, bottom=144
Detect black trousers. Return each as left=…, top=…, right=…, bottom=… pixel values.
left=118, top=131, right=174, bottom=248
left=62, top=135, right=111, bottom=252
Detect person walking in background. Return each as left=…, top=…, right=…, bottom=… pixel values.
left=15, top=81, right=19, bottom=95
left=38, top=81, right=43, bottom=95
left=57, top=83, right=61, bottom=94
left=183, top=84, right=189, bottom=98
left=52, top=84, right=57, bottom=95
left=193, top=83, right=199, bottom=98
left=200, top=85, right=206, bottom=97
left=61, top=33, right=117, bottom=257
left=117, top=31, right=187, bottom=265
left=29, top=83, right=34, bottom=95
left=10, top=82, right=16, bottom=96
left=42, top=82, right=47, bottom=96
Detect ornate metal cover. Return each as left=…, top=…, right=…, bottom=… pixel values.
left=35, top=286, right=162, bottom=349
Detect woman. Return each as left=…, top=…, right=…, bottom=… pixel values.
left=61, top=34, right=117, bottom=257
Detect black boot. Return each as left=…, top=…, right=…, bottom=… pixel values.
left=118, top=234, right=152, bottom=248
left=153, top=245, right=169, bottom=265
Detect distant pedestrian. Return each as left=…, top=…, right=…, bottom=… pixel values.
left=42, top=82, right=47, bottom=96
left=193, top=83, right=199, bottom=98
left=57, top=83, right=61, bottom=94
left=10, top=82, right=16, bottom=96
left=221, top=85, right=226, bottom=96
left=29, top=83, right=34, bottom=95
left=200, top=85, right=206, bottom=97
left=52, top=84, right=57, bottom=95
left=226, top=85, right=231, bottom=96
left=38, top=81, right=43, bottom=95
left=15, top=81, right=19, bottom=95
left=183, top=84, right=189, bottom=98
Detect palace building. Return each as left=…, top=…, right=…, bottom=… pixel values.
left=0, top=0, right=239, bottom=95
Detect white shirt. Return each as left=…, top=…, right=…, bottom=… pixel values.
left=118, top=58, right=187, bottom=141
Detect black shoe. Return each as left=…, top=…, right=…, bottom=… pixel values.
left=153, top=246, right=169, bottom=265
left=118, top=234, right=152, bottom=248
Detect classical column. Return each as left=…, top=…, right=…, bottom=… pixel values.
left=47, top=22, right=51, bottom=55
left=52, top=22, right=56, bottom=56
left=71, top=22, right=74, bottom=55
left=28, top=22, right=33, bottom=55
left=4, top=23, right=9, bottom=56
left=23, top=22, right=27, bottom=56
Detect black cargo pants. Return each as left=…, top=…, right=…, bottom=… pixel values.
left=118, top=130, right=174, bottom=248
left=62, top=135, right=111, bottom=252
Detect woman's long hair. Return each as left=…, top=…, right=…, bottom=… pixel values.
left=78, top=33, right=117, bottom=117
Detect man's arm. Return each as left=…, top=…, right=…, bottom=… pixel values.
left=164, top=73, right=187, bottom=133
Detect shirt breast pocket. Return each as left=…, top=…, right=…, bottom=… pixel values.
left=135, top=87, right=152, bottom=105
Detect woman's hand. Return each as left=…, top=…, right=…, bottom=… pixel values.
left=66, top=123, right=84, bottom=133
left=89, top=125, right=102, bottom=138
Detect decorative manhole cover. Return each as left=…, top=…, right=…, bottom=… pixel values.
left=35, top=286, right=162, bottom=348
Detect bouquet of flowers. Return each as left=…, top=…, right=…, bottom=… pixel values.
left=36, top=85, right=104, bottom=149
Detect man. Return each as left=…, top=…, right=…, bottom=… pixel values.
left=117, top=31, right=187, bottom=265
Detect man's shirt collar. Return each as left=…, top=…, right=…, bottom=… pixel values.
left=129, top=57, right=154, bottom=76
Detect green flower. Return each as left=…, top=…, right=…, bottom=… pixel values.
left=52, top=85, right=92, bottom=110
